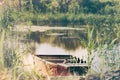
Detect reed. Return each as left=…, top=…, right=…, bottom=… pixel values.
left=0, top=30, right=5, bottom=66
left=0, top=0, right=120, bottom=79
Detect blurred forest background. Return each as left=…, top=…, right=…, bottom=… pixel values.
left=0, top=0, right=120, bottom=80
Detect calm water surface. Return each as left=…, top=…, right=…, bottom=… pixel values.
left=29, top=29, right=87, bottom=59
left=28, top=28, right=102, bottom=73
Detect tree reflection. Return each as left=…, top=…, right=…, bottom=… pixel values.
left=29, top=30, right=86, bottom=51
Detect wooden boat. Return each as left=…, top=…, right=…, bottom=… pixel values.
left=34, top=54, right=89, bottom=76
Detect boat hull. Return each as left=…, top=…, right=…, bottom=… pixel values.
left=34, top=56, right=71, bottom=76
left=34, top=56, right=89, bottom=76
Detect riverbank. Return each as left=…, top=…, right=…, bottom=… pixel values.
left=13, top=25, right=86, bottom=32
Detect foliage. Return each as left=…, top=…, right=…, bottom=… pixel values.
left=95, top=44, right=120, bottom=70
left=0, top=30, right=5, bottom=66
left=0, top=0, right=120, bottom=79
left=1, top=0, right=120, bottom=28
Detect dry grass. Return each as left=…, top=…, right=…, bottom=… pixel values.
left=0, top=65, right=11, bottom=80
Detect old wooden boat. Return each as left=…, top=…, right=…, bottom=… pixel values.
left=35, top=53, right=89, bottom=76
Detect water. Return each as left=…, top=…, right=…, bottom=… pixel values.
left=11, top=26, right=120, bottom=79
left=29, top=29, right=88, bottom=61
left=17, top=26, right=107, bottom=74
left=26, top=28, right=91, bottom=76
left=22, top=26, right=119, bottom=74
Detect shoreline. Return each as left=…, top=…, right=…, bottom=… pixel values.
left=13, top=25, right=86, bottom=32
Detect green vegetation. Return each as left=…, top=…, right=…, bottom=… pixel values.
left=1, top=0, right=120, bottom=27
left=24, top=0, right=120, bottom=27
left=0, top=0, right=120, bottom=80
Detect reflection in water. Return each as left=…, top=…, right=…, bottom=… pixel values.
left=36, top=43, right=70, bottom=55
left=54, top=37, right=81, bottom=51
left=29, top=29, right=88, bottom=61
left=29, top=30, right=86, bottom=51
left=35, top=43, right=88, bottom=61
left=26, top=28, right=104, bottom=74
left=22, top=27, right=118, bottom=74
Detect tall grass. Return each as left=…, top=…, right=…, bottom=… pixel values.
left=0, top=0, right=120, bottom=80
left=79, top=24, right=120, bottom=79
left=0, top=30, right=45, bottom=80
left=79, top=25, right=96, bottom=67
left=0, top=30, right=5, bottom=66
left=0, top=30, right=11, bottom=80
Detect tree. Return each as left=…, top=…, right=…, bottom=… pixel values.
left=47, top=0, right=59, bottom=14
left=68, top=0, right=79, bottom=14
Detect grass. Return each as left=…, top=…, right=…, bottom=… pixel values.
left=0, top=25, right=119, bottom=80
left=0, top=30, right=43, bottom=80
left=0, top=27, right=120, bottom=80
left=0, top=30, right=5, bottom=66
left=2, top=27, right=34, bottom=79
left=0, top=0, right=120, bottom=79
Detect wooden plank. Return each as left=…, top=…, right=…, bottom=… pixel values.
left=58, top=63, right=88, bottom=67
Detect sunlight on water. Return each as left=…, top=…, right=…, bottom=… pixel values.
left=35, top=43, right=70, bottom=55
left=35, top=42, right=102, bottom=73
left=28, top=28, right=104, bottom=73
left=35, top=43, right=88, bottom=61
